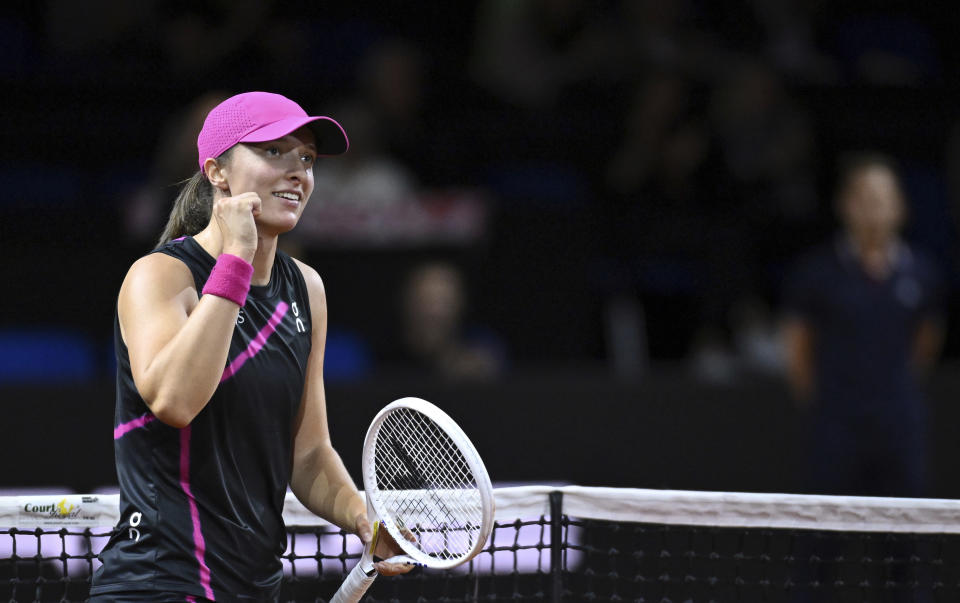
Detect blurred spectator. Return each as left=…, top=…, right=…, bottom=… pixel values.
left=354, top=37, right=432, bottom=181
left=43, top=0, right=276, bottom=83
left=709, top=57, right=818, bottom=229
left=380, top=261, right=507, bottom=381
left=468, top=0, right=614, bottom=109
left=122, top=91, right=230, bottom=246
left=351, top=35, right=485, bottom=189
left=468, top=0, right=737, bottom=110
left=681, top=57, right=818, bottom=381
left=157, top=0, right=275, bottom=81
left=746, top=0, right=839, bottom=84
left=600, top=70, right=736, bottom=378
left=781, top=152, right=945, bottom=497
left=608, top=0, right=735, bottom=85
left=289, top=36, right=490, bottom=252
left=601, top=65, right=795, bottom=382
left=604, top=73, right=705, bottom=198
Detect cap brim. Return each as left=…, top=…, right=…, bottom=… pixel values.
left=238, top=116, right=349, bottom=155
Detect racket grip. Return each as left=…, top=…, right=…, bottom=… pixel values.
left=329, top=562, right=377, bottom=603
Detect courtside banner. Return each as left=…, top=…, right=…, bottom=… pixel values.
left=0, top=492, right=343, bottom=529
left=5, top=495, right=117, bottom=528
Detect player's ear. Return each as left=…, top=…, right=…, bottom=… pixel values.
left=203, top=158, right=230, bottom=192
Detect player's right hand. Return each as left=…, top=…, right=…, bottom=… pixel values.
left=213, top=192, right=261, bottom=261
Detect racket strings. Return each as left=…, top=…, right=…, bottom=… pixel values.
left=386, top=412, right=467, bottom=487
left=372, top=408, right=483, bottom=561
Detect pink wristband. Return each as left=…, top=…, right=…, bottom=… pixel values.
left=202, top=254, right=254, bottom=307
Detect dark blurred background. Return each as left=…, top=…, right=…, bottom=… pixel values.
left=3, top=0, right=960, bottom=498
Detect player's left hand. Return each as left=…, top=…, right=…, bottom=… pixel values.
left=375, top=523, right=420, bottom=575
left=354, top=515, right=417, bottom=576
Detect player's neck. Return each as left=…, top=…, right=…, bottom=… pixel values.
left=194, top=226, right=278, bottom=286
left=250, top=237, right=278, bottom=286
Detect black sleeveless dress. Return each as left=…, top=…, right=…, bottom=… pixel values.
left=91, top=237, right=313, bottom=601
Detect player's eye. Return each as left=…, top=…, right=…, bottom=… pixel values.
left=265, top=146, right=281, bottom=156
left=301, top=153, right=317, bottom=166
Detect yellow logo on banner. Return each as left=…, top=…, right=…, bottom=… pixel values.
left=56, top=499, right=75, bottom=517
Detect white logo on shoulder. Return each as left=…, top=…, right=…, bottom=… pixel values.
left=291, top=302, right=307, bottom=334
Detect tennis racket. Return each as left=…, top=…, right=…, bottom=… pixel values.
left=329, top=397, right=495, bottom=603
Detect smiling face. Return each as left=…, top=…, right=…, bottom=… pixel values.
left=218, top=126, right=318, bottom=236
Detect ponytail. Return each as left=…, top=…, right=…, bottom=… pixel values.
left=155, top=172, right=214, bottom=248
left=156, top=148, right=236, bottom=248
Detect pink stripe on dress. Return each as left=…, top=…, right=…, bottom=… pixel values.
left=113, top=413, right=156, bottom=439
left=220, top=301, right=289, bottom=382
left=180, top=426, right=215, bottom=600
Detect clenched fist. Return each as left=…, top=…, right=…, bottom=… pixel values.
left=213, top=192, right=261, bottom=262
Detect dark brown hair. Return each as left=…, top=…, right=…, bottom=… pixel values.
left=155, top=150, right=233, bottom=248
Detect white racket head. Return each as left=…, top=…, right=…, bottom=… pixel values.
left=361, top=397, right=494, bottom=570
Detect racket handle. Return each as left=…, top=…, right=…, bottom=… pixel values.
left=329, top=562, right=377, bottom=603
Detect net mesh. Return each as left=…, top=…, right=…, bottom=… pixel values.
left=371, top=407, right=484, bottom=563
left=563, top=518, right=960, bottom=602
left=4, top=486, right=960, bottom=602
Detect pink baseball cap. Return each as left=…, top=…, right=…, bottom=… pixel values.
left=196, top=91, right=349, bottom=170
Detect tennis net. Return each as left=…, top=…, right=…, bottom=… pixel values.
left=4, top=485, right=960, bottom=602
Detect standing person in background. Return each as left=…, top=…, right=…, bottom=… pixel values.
left=90, top=91, right=411, bottom=601
left=782, top=151, right=945, bottom=498
left=379, top=261, right=507, bottom=381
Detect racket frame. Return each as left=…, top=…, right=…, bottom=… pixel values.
left=361, top=397, right=495, bottom=570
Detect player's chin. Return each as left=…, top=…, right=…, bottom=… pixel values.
left=260, top=213, right=302, bottom=236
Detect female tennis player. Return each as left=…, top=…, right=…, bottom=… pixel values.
left=90, top=91, right=412, bottom=601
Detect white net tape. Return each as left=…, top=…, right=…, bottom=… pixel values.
left=4, top=486, right=960, bottom=533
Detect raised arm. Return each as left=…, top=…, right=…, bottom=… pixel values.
left=119, top=254, right=242, bottom=428
left=118, top=192, right=260, bottom=428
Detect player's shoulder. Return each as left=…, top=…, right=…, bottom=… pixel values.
left=289, top=257, right=327, bottom=306
left=117, top=252, right=198, bottom=322
left=289, top=257, right=323, bottom=288
left=123, top=251, right=195, bottom=292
